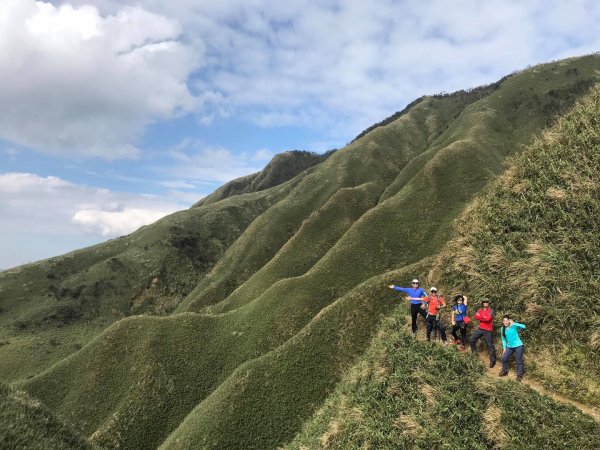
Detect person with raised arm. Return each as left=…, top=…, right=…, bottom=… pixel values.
left=388, top=278, right=427, bottom=337
left=451, top=294, right=469, bottom=350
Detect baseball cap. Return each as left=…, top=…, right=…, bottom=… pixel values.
left=430, top=287, right=437, bottom=292
left=412, top=279, right=419, bottom=284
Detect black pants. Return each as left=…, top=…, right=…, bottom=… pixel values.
left=410, top=303, right=427, bottom=333
left=469, top=328, right=496, bottom=363
left=426, top=315, right=447, bottom=341
left=451, top=321, right=467, bottom=345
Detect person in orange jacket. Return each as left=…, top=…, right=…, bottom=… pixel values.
left=469, top=298, right=497, bottom=367
left=422, top=287, right=448, bottom=343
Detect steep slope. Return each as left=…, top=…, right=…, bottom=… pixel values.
left=0, top=381, right=92, bottom=449
left=15, top=55, right=600, bottom=450
left=284, top=312, right=600, bottom=450
left=159, top=263, right=431, bottom=450
left=429, top=81, right=600, bottom=407
left=286, top=77, right=600, bottom=450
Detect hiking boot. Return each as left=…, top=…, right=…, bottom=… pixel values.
left=454, top=339, right=461, bottom=345
left=489, top=361, right=496, bottom=368
left=459, top=345, right=465, bottom=351
left=498, top=370, right=508, bottom=377
left=412, top=332, right=417, bottom=338
left=517, top=375, right=523, bottom=382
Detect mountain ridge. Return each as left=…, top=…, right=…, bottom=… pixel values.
left=1, top=54, right=600, bottom=449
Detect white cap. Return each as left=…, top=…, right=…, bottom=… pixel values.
left=412, top=279, right=419, bottom=284
left=430, top=287, right=437, bottom=292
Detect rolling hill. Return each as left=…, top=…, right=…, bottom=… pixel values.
left=0, top=381, right=92, bottom=449
left=1, top=54, right=600, bottom=449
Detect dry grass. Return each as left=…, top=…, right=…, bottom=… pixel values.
left=320, top=420, right=342, bottom=447
left=393, top=414, right=423, bottom=437
left=482, top=405, right=510, bottom=449
left=419, top=383, right=438, bottom=407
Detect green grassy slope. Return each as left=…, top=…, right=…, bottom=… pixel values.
left=284, top=312, right=600, bottom=450
left=21, top=262, right=426, bottom=450
left=7, top=54, right=600, bottom=449
left=160, top=262, right=434, bottom=450
left=205, top=181, right=381, bottom=314
left=175, top=100, right=442, bottom=312
left=193, top=150, right=331, bottom=207
left=181, top=55, right=600, bottom=319
left=430, top=81, right=600, bottom=407
left=0, top=381, right=92, bottom=449
left=0, top=178, right=301, bottom=381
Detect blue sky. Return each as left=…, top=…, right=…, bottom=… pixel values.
left=1, top=0, right=600, bottom=269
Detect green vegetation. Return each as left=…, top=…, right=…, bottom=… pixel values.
left=285, top=312, right=600, bottom=450
left=160, top=263, right=432, bottom=450
left=0, top=381, right=91, bottom=449
left=1, top=55, right=600, bottom=449
left=0, top=174, right=302, bottom=380
left=194, top=150, right=334, bottom=207
left=431, top=81, right=600, bottom=406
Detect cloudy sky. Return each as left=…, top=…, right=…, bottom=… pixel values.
left=1, top=0, right=599, bottom=269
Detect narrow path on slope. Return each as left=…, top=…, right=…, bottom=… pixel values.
left=404, top=315, right=600, bottom=424
left=476, top=349, right=600, bottom=424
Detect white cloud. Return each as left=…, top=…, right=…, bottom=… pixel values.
left=4, top=148, right=20, bottom=157
left=159, top=180, right=197, bottom=189
left=164, top=140, right=270, bottom=184
left=8, top=0, right=600, bottom=151
left=72, top=206, right=174, bottom=236
left=0, top=1, right=200, bottom=159
left=0, top=171, right=189, bottom=240
left=76, top=0, right=600, bottom=141
left=0, top=172, right=74, bottom=193
left=252, top=148, right=273, bottom=161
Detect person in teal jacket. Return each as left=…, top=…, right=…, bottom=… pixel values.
left=498, top=315, right=526, bottom=381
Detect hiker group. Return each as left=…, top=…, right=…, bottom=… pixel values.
left=388, top=278, right=526, bottom=381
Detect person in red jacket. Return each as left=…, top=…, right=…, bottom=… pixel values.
left=469, top=298, right=497, bottom=368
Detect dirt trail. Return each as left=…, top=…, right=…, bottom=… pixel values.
left=405, top=315, right=600, bottom=424
left=476, top=350, right=600, bottom=424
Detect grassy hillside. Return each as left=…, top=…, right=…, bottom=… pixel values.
left=193, top=150, right=333, bottom=207
left=0, top=173, right=305, bottom=381
left=430, top=81, right=600, bottom=407
left=285, top=312, right=600, bottom=450
left=179, top=55, right=600, bottom=316
left=21, top=262, right=428, bottom=449
left=3, top=54, right=600, bottom=449
left=0, top=381, right=92, bottom=449
left=158, top=264, right=430, bottom=450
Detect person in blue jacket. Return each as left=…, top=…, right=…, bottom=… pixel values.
left=451, top=294, right=468, bottom=350
left=388, top=278, right=427, bottom=337
left=498, top=315, right=526, bottom=382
